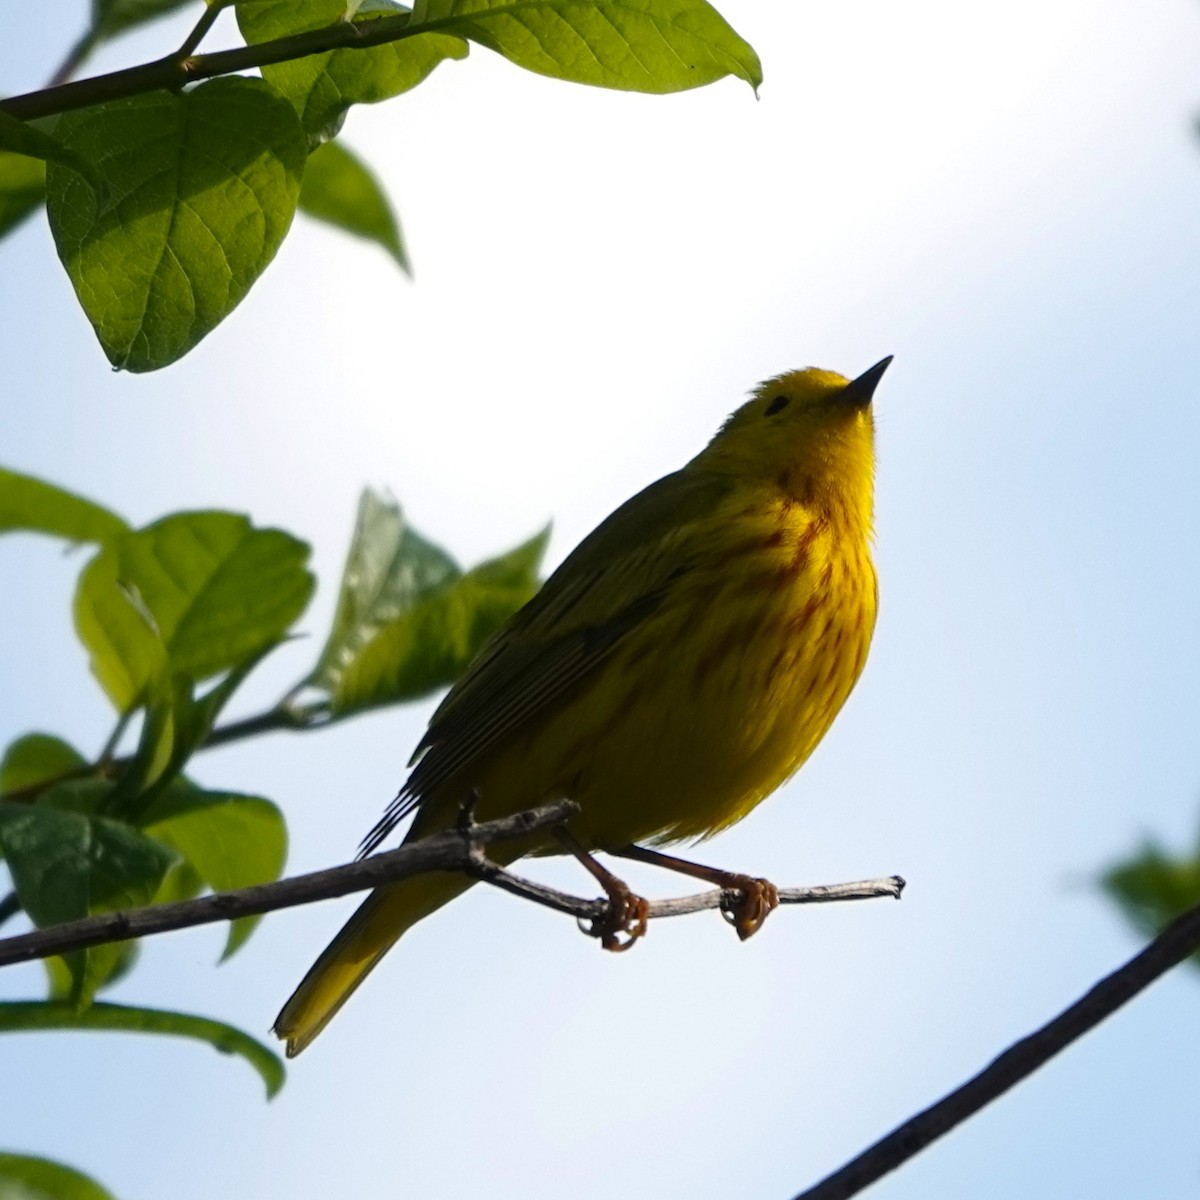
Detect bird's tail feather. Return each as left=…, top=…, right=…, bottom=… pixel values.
left=273, top=870, right=474, bottom=1057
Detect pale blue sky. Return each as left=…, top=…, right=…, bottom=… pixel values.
left=3, top=2, right=1200, bottom=1198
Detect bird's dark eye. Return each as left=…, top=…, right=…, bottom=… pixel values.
left=764, top=394, right=790, bottom=416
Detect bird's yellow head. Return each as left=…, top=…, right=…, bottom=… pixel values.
left=696, top=357, right=891, bottom=519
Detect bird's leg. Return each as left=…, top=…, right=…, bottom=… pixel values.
left=612, top=844, right=780, bottom=941
left=554, top=829, right=649, bottom=952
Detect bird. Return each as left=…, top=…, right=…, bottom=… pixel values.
left=274, top=357, right=890, bottom=1057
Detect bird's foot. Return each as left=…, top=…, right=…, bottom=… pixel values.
left=719, top=875, right=780, bottom=941
left=580, top=878, right=649, bottom=952
left=555, top=827, right=650, bottom=952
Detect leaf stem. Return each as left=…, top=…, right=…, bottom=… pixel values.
left=96, top=708, right=134, bottom=767
left=199, top=703, right=319, bottom=749
left=177, top=0, right=235, bottom=59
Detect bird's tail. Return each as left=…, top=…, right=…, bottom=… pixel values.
left=273, top=870, right=474, bottom=1057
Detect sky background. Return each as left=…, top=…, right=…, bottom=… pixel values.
left=3, top=1, right=1200, bottom=1198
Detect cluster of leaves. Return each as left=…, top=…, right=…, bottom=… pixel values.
left=0, top=0, right=761, bottom=373
left=0, top=465, right=546, bottom=1192
left=1102, top=822, right=1200, bottom=966
left=0, top=1, right=759, bottom=1195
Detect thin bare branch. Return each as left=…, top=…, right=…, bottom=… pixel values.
left=467, top=851, right=904, bottom=923
left=0, top=801, right=578, bottom=968
left=792, top=899, right=1200, bottom=1200
left=0, top=797, right=902, bottom=968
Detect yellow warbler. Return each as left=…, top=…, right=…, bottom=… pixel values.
left=275, top=358, right=890, bottom=1056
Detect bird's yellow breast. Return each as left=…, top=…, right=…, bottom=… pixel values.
left=460, top=483, right=877, bottom=850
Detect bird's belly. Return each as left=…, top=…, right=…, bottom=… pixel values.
left=547, top=562, right=876, bottom=848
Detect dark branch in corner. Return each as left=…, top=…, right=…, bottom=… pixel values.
left=792, top=899, right=1200, bottom=1200
left=0, top=796, right=903, bottom=968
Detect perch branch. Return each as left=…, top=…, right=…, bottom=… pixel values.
left=467, top=851, right=904, bottom=922
left=0, top=799, right=902, bottom=968
left=0, top=801, right=577, bottom=968
left=792, top=897, right=1200, bottom=1200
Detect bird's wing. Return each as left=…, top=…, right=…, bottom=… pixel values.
left=358, top=467, right=731, bottom=855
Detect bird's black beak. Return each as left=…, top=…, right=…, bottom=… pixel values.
left=840, top=356, right=893, bottom=408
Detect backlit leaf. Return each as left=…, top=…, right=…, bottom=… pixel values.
left=0, top=152, right=45, bottom=240
left=142, top=781, right=287, bottom=957
left=308, top=489, right=457, bottom=690
left=0, top=802, right=178, bottom=1005
left=0, top=110, right=103, bottom=191
left=0, top=466, right=128, bottom=543
left=0, top=734, right=87, bottom=796
left=1103, top=828, right=1200, bottom=967
left=0, top=1152, right=117, bottom=1200
left=74, top=511, right=312, bottom=711
left=0, top=1001, right=285, bottom=1098
left=410, top=0, right=761, bottom=93
left=46, top=77, right=306, bottom=371
left=237, top=0, right=467, bottom=142
left=308, top=493, right=547, bottom=713
left=299, top=140, right=408, bottom=270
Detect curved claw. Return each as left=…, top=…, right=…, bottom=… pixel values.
left=719, top=876, right=780, bottom=940
left=579, top=881, right=649, bottom=952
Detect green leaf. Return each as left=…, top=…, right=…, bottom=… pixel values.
left=0, top=803, right=179, bottom=1006
left=0, top=803, right=176, bottom=927
left=0, top=734, right=87, bottom=796
left=0, top=152, right=45, bottom=241
left=308, top=488, right=458, bottom=689
left=73, top=550, right=167, bottom=717
left=1102, top=830, right=1200, bottom=966
left=332, top=529, right=547, bottom=711
left=0, top=110, right=103, bottom=191
left=411, top=0, right=761, bottom=93
left=299, top=140, right=409, bottom=270
left=0, top=1152, right=117, bottom=1200
left=309, top=491, right=547, bottom=713
left=0, top=466, right=128, bottom=543
left=119, top=640, right=284, bottom=805
left=32, top=779, right=113, bottom=816
left=153, top=859, right=204, bottom=905
left=117, top=671, right=188, bottom=800
left=74, top=511, right=313, bottom=712
left=142, top=781, right=287, bottom=957
left=42, top=943, right=140, bottom=1002
left=45, top=76, right=306, bottom=372
left=0, top=1001, right=285, bottom=1098
left=93, top=0, right=198, bottom=40
left=237, top=0, right=468, bottom=143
